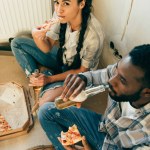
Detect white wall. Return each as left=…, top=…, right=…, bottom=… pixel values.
left=0, top=0, right=52, bottom=43
left=93, top=0, right=150, bottom=66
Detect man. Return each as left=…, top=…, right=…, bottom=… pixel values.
left=38, top=45, right=150, bottom=150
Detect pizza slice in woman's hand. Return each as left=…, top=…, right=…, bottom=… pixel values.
left=60, top=124, right=82, bottom=146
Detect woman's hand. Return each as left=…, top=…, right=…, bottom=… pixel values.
left=40, top=20, right=52, bottom=30
left=32, top=28, right=47, bottom=40
left=32, top=20, right=52, bottom=40
left=59, top=136, right=91, bottom=150
left=60, top=74, right=86, bottom=101
left=29, top=73, right=50, bottom=87
left=34, top=19, right=56, bottom=33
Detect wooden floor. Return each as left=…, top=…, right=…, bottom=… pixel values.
left=0, top=51, right=107, bottom=150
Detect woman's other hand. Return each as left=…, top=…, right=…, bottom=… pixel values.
left=29, top=73, right=50, bottom=87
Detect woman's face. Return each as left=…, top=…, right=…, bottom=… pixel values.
left=54, top=0, right=85, bottom=24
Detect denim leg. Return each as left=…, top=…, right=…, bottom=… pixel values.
left=11, top=37, right=59, bottom=76
left=38, top=102, right=106, bottom=150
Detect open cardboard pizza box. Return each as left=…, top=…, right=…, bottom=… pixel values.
left=0, top=82, right=34, bottom=140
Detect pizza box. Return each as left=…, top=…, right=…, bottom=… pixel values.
left=0, top=82, right=34, bottom=140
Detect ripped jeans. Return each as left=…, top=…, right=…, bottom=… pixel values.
left=38, top=102, right=106, bottom=150
left=11, top=37, right=60, bottom=77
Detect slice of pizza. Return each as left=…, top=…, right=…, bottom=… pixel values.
left=60, top=124, right=82, bottom=146
left=0, top=114, right=12, bottom=132
left=42, top=18, right=60, bottom=30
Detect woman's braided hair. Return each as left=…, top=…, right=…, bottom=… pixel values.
left=57, top=0, right=92, bottom=72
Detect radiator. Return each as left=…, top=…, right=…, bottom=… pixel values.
left=0, top=0, right=53, bottom=43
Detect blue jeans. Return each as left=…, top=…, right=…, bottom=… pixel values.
left=11, top=37, right=60, bottom=77
left=38, top=102, right=106, bottom=150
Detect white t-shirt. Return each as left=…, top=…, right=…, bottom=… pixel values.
left=121, top=102, right=141, bottom=118
left=46, top=13, right=104, bottom=70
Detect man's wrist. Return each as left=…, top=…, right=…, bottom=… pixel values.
left=77, top=74, right=87, bottom=86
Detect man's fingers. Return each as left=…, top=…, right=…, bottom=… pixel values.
left=61, top=74, right=77, bottom=100
left=58, top=137, right=76, bottom=150
left=60, top=74, right=86, bottom=102
left=61, top=74, right=86, bottom=102
left=70, top=82, right=85, bottom=100
left=82, top=136, right=91, bottom=150
left=76, top=103, right=82, bottom=108
left=63, top=77, right=81, bottom=100
left=60, top=74, right=73, bottom=99
left=63, top=145, right=76, bottom=150
left=74, top=145, right=84, bottom=150
left=57, top=137, right=62, bottom=143
left=63, top=74, right=73, bottom=87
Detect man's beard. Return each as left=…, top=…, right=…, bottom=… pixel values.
left=108, top=84, right=142, bottom=103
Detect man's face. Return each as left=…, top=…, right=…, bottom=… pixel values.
left=108, top=83, right=143, bottom=102
left=108, top=56, right=145, bottom=103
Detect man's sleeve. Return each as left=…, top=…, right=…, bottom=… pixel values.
left=81, top=64, right=116, bottom=87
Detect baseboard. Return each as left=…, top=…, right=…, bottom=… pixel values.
left=0, top=50, right=13, bottom=56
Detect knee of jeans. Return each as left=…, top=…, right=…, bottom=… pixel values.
left=38, top=102, right=55, bottom=121
left=11, top=37, right=20, bottom=47
left=11, top=37, right=21, bottom=54
left=11, top=37, right=28, bottom=48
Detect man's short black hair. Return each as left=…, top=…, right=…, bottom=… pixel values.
left=129, top=44, right=150, bottom=87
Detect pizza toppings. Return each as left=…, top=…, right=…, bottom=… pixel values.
left=60, top=124, right=82, bottom=146
left=0, top=114, right=12, bottom=132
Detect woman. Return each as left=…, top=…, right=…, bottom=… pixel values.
left=11, top=0, right=104, bottom=106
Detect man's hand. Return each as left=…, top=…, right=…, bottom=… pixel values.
left=59, top=136, right=91, bottom=150
left=29, top=73, right=50, bottom=87
left=60, top=74, right=86, bottom=102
